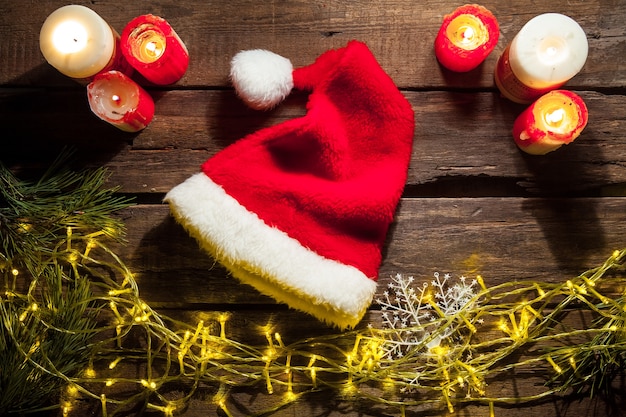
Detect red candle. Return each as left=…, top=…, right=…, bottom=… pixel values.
left=434, top=4, right=499, bottom=72
left=512, top=90, right=588, bottom=155
left=87, top=70, right=155, bottom=132
left=121, top=15, right=189, bottom=85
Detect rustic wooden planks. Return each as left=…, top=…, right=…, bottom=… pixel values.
left=1, top=1, right=625, bottom=89
left=2, top=0, right=626, bottom=415
left=3, top=90, right=626, bottom=196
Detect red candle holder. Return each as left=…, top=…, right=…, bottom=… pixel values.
left=87, top=70, right=155, bottom=132
left=512, top=90, right=588, bottom=155
left=434, top=4, right=499, bottom=72
left=121, top=14, right=189, bottom=85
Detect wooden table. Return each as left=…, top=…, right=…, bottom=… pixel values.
left=2, top=1, right=626, bottom=416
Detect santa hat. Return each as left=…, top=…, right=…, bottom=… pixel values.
left=165, top=41, right=414, bottom=329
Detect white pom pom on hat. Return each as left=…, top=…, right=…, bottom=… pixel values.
left=230, top=49, right=294, bottom=110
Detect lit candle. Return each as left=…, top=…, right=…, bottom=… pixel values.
left=87, top=70, right=155, bottom=132
left=434, top=4, right=499, bottom=72
left=120, top=15, right=189, bottom=85
left=39, top=5, right=131, bottom=82
left=512, top=90, right=588, bottom=155
left=495, top=13, right=588, bottom=104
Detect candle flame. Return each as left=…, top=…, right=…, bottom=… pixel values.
left=462, top=27, right=475, bottom=43
left=52, top=20, right=88, bottom=54
left=545, top=108, right=565, bottom=127
left=130, top=28, right=166, bottom=63
left=446, top=15, right=488, bottom=50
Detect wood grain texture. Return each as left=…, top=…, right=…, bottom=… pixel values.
left=2, top=90, right=626, bottom=196
left=112, top=198, right=626, bottom=308
left=2, top=0, right=626, bottom=415
left=1, top=0, right=625, bottom=89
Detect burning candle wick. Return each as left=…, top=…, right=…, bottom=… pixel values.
left=462, top=27, right=475, bottom=42
left=545, top=108, right=565, bottom=126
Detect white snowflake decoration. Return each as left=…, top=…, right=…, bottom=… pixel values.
left=376, top=272, right=479, bottom=361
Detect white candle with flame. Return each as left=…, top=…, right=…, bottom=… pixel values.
left=39, top=5, right=116, bottom=79
left=495, top=13, right=588, bottom=103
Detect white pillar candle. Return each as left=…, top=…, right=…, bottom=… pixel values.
left=495, top=13, right=588, bottom=104
left=39, top=5, right=124, bottom=80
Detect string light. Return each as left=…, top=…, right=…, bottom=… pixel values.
left=5, top=212, right=626, bottom=416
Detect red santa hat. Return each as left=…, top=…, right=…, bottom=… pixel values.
left=165, top=41, right=414, bottom=328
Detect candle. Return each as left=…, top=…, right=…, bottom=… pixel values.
left=87, top=71, right=155, bottom=132
left=434, top=4, right=499, bottom=72
left=512, top=90, right=588, bottom=155
left=495, top=13, right=588, bottom=104
left=121, top=15, right=189, bottom=85
left=39, top=5, right=131, bottom=82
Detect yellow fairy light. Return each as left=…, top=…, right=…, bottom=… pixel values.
left=109, top=301, right=124, bottom=324
left=546, top=356, right=562, bottom=374
left=498, top=319, right=509, bottom=334
left=200, top=326, right=211, bottom=373
left=108, top=357, right=123, bottom=369
left=66, top=384, right=79, bottom=397
left=17, top=222, right=32, bottom=233
left=67, top=251, right=79, bottom=265
left=285, top=354, right=294, bottom=399
left=345, top=354, right=354, bottom=384
left=83, top=238, right=97, bottom=258
left=476, top=275, right=488, bottom=293
left=569, top=356, right=577, bottom=371
left=509, top=312, right=519, bottom=337
left=191, top=320, right=204, bottom=346
left=309, top=367, right=317, bottom=387
left=307, top=356, right=317, bottom=387
left=19, top=310, right=29, bottom=322
left=533, top=283, right=546, bottom=297
left=263, top=364, right=273, bottom=394
left=108, top=288, right=133, bottom=296
left=274, top=331, right=284, bottom=348
left=62, top=402, right=72, bottom=417
left=178, top=330, right=191, bottom=373
left=66, top=226, right=73, bottom=251
left=456, top=360, right=482, bottom=388
left=11, top=268, right=19, bottom=276
left=460, top=313, right=477, bottom=333
left=428, top=298, right=445, bottom=318
left=342, top=380, right=357, bottom=397
left=141, top=379, right=158, bottom=390
left=148, top=402, right=177, bottom=417
left=101, top=394, right=108, bottom=417
left=442, top=386, right=454, bottom=413
left=524, top=304, right=542, bottom=320
left=105, top=379, right=116, bottom=387
left=218, top=313, right=229, bottom=339
left=431, top=345, right=448, bottom=357
left=163, top=403, right=176, bottom=417
left=351, top=334, right=362, bottom=357
left=83, top=367, right=97, bottom=379
left=265, top=331, right=276, bottom=356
